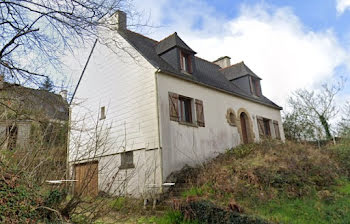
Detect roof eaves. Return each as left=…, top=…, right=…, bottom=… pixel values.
left=157, top=69, right=282, bottom=110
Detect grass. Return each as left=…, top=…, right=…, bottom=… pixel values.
left=181, top=187, right=204, bottom=198
left=244, top=181, right=350, bottom=224
left=175, top=139, right=350, bottom=224
left=137, top=211, right=198, bottom=224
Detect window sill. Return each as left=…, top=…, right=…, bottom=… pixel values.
left=179, top=121, right=198, bottom=128
left=119, top=164, right=135, bottom=170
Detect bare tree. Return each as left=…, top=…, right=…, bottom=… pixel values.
left=338, top=101, right=350, bottom=137
left=286, top=79, right=344, bottom=140
left=0, top=0, right=134, bottom=86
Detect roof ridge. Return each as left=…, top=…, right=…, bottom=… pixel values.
left=157, top=32, right=177, bottom=44
left=219, top=61, right=244, bottom=70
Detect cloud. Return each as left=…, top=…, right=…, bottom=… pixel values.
left=132, top=1, right=348, bottom=107
left=336, top=0, right=350, bottom=15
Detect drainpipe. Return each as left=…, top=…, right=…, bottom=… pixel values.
left=154, top=68, right=163, bottom=193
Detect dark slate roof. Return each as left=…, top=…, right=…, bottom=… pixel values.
left=220, top=61, right=261, bottom=81
left=0, top=83, right=69, bottom=121
left=117, top=29, right=281, bottom=110
left=156, top=32, right=196, bottom=55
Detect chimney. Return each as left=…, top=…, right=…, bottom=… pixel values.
left=213, top=56, right=231, bottom=68
left=0, top=75, right=4, bottom=89
left=112, top=10, right=127, bottom=30
left=60, top=90, right=68, bottom=102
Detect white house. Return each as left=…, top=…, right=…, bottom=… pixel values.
left=68, top=10, right=285, bottom=197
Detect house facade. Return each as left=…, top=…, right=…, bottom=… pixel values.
left=0, top=77, right=69, bottom=150
left=69, top=11, right=285, bottom=197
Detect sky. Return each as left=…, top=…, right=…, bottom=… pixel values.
left=67, top=0, right=350, bottom=110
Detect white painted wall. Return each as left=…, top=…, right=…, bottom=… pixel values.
left=69, top=33, right=162, bottom=196
left=156, top=72, right=285, bottom=180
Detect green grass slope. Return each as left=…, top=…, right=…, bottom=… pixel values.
left=179, top=139, right=350, bottom=224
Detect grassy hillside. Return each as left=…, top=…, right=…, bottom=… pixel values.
left=2, top=139, right=350, bottom=223
left=177, top=139, right=350, bottom=224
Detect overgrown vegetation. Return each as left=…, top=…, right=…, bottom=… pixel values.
left=177, top=139, right=350, bottom=224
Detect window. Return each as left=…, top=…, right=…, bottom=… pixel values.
left=100, top=106, right=106, bottom=120
left=168, top=92, right=205, bottom=127
left=263, top=119, right=271, bottom=136
left=257, top=116, right=271, bottom=138
left=273, top=121, right=281, bottom=140
left=120, top=151, right=134, bottom=169
left=180, top=51, right=192, bottom=73
left=226, top=108, right=236, bottom=126
left=250, top=77, right=261, bottom=97
left=7, top=125, right=18, bottom=150
left=179, top=96, right=192, bottom=123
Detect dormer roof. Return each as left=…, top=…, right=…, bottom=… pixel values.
left=156, top=32, right=196, bottom=55
left=116, top=29, right=281, bottom=110
left=220, top=61, right=261, bottom=81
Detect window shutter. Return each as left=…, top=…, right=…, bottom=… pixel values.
left=169, top=92, right=179, bottom=121
left=257, top=117, right=264, bottom=137
left=195, top=99, right=205, bottom=127
left=273, top=121, right=281, bottom=140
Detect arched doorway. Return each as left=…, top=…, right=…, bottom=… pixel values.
left=240, top=112, right=249, bottom=144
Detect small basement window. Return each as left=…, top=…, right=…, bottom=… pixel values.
left=120, top=151, right=134, bottom=169
left=179, top=96, right=192, bottom=123
left=100, top=106, right=106, bottom=120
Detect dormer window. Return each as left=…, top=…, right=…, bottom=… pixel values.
left=180, top=51, right=192, bottom=73
left=250, top=77, right=261, bottom=97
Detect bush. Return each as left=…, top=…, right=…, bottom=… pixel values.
left=182, top=200, right=269, bottom=224
left=196, top=141, right=342, bottom=200
left=328, top=138, right=350, bottom=177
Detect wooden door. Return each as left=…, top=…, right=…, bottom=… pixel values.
left=240, top=113, right=248, bottom=144
left=74, top=161, right=98, bottom=197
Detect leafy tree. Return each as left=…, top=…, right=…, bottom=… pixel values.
left=282, top=110, right=315, bottom=141
left=0, top=0, right=133, bottom=85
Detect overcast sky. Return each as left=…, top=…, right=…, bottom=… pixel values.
left=67, top=0, right=350, bottom=109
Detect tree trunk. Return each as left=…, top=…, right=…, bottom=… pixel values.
left=319, top=115, right=332, bottom=140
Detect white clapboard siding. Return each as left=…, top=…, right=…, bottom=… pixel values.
left=69, top=34, right=159, bottom=161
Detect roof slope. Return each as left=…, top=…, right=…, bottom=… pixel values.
left=220, top=62, right=261, bottom=81
left=0, top=83, right=69, bottom=121
left=117, top=29, right=281, bottom=110
left=156, top=32, right=196, bottom=55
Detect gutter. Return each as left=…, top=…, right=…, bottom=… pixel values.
left=154, top=68, right=164, bottom=193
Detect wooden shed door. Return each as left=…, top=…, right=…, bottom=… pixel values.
left=74, top=161, right=98, bottom=197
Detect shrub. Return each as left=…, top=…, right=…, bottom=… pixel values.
left=196, top=140, right=342, bottom=200
left=182, top=200, right=269, bottom=224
